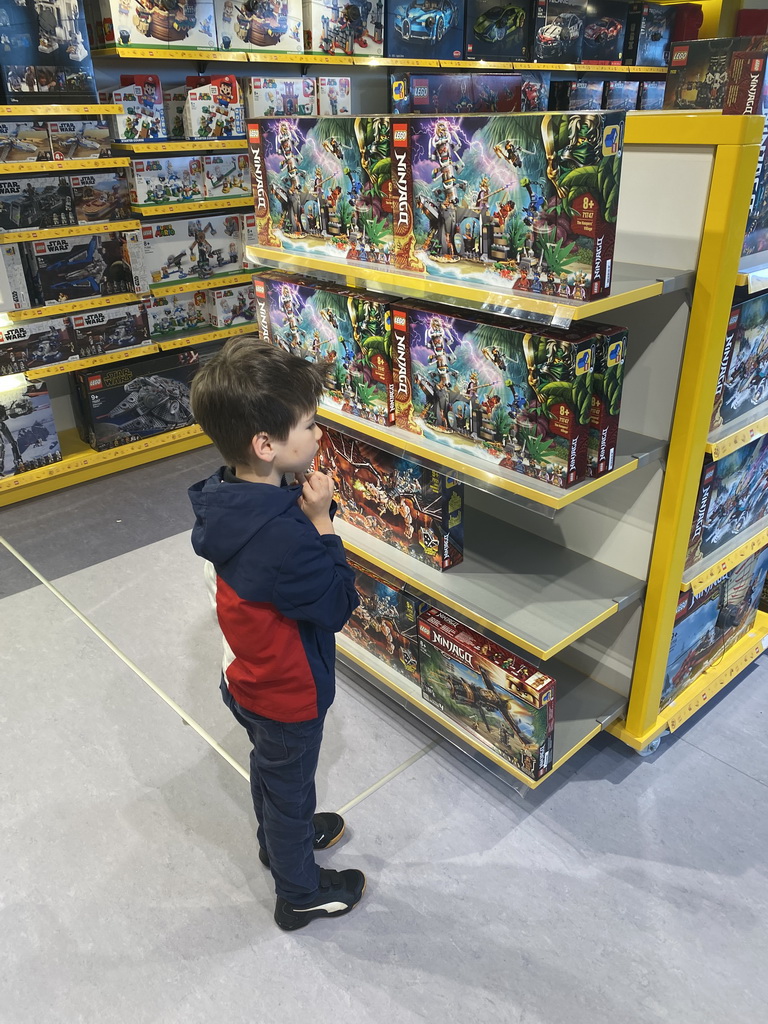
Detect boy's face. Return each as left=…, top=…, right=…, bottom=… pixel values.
left=270, top=408, right=322, bottom=476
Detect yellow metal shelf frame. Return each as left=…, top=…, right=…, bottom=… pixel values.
left=0, top=157, right=130, bottom=175
left=0, top=219, right=139, bottom=244
left=113, top=140, right=248, bottom=154
left=0, top=104, right=122, bottom=116
left=6, top=293, right=139, bottom=322
left=131, top=196, right=252, bottom=218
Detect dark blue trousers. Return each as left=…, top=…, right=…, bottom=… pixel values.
left=220, top=678, right=324, bottom=905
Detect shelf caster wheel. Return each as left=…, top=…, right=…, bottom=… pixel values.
left=637, top=730, right=669, bottom=757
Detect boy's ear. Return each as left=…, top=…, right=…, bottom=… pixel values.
left=251, top=432, right=275, bottom=462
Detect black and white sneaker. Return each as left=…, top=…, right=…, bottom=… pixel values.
left=259, top=812, right=345, bottom=868
left=274, top=868, right=366, bottom=931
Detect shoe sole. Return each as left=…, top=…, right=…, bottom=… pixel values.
left=260, top=820, right=346, bottom=869
left=275, top=878, right=366, bottom=932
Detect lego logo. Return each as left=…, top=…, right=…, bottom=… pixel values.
left=728, top=315, right=739, bottom=328
left=142, top=227, right=153, bottom=239
left=671, top=47, right=689, bottom=66
left=248, top=125, right=260, bottom=141
left=753, top=59, right=764, bottom=72
left=254, top=281, right=265, bottom=297
left=88, top=376, right=103, bottom=390
left=393, top=312, right=406, bottom=329
left=393, top=126, right=408, bottom=144
left=34, top=241, right=46, bottom=253
left=74, top=316, right=85, bottom=328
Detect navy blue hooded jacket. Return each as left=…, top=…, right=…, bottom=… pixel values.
left=189, top=468, right=359, bottom=722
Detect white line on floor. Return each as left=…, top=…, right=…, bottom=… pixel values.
left=2, top=535, right=439, bottom=814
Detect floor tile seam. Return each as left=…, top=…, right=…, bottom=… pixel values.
left=679, top=734, right=768, bottom=791
left=0, top=534, right=251, bottom=784
left=335, top=740, right=440, bottom=815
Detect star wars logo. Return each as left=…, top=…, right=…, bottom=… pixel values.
left=2, top=326, right=29, bottom=342
left=80, top=312, right=107, bottom=327
left=43, top=239, right=70, bottom=253
left=0, top=181, right=21, bottom=194
left=74, top=175, right=97, bottom=186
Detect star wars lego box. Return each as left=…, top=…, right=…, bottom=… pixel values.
left=183, top=75, right=246, bottom=141
left=603, top=79, right=640, bottom=110
left=391, top=112, right=625, bottom=302
left=343, top=556, right=427, bottom=682
left=303, top=0, right=383, bottom=56
left=0, top=176, right=76, bottom=232
left=24, top=231, right=136, bottom=306
left=141, top=289, right=209, bottom=337
left=685, top=435, right=768, bottom=573
left=389, top=72, right=522, bottom=113
left=0, top=377, right=62, bottom=478
left=710, top=293, right=768, bottom=432
left=111, top=76, right=168, bottom=142
left=0, top=0, right=97, bottom=104
left=724, top=52, right=768, bottom=259
left=316, top=426, right=465, bottom=571
left=215, top=0, right=303, bottom=53
left=318, top=76, right=351, bottom=115
left=48, top=119, right=111, bottom=161
left=637, top=78, right=664, bottom=109
left=163, top=91, right=187, bottom=141
left=392, top=303, right=596, bottom=487
left=622, top=1, right=672, bottom=67
left=661, top=547, right=768, bottom=710
left=141, top=213, right=245, bottom=286
left=586, top=324, right=626, bottom=477
left=202, top=153, right=251, bottom=200
left=69, top=302, right=150, bottom=357
left=243, top=76, right=317, bottom=117
left=664, top=36, right=768, bottom=110
left=247, top=116, right=394, bottom=270
left=0, top=316, right=73, bottom=375
left=418, top=607, right=556, bottom=779
left=464, top=0, right=530, bottom=60
left=520, top=71, right=551, bottom=111
left=206, top=282, right=257, bottom=328
left=1, top=242, right=33, bottom=310
left=71, top=170, right=132, bottom=223
left=128, top=156, right=205, bottom=207
left=385, top=0, right=466, bottom=60
left=581, top=0, right=627, bottom=65
left=533, top=0, right=587, bottom=63
left=0, top=121, right=51, bottom=162
left=256, top=270, right=395, bottom=425
left=98, top=0, right=217, bottom=50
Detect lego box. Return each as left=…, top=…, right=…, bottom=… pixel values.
left=386, top=0, right=465, bottom=60
left=128, top=155, right=205, bottom=206
left=303, top=0, right=383, bottom=56
left=141, top=213, right=244, bottom=285
left=637, top=78, right=664, bottom=109
left=0, top=316, right=74, bottom=375
left=142, top=290, right=209, bottom=337
left=1, top=241, right=33, bottom=310
left=343, top=557, right=427, bottom=682
left=724, top=52, right=768, bottom=258
left=0, top=176, right=76, bottom=231
left=318, top=76, right=351, bottom=115
left=25, top=232, right=136, bottom=305
left=215, top=0, right=303, bottom=53
left=69, top=303, right=150, bottom=357
left=202, top=153, right=251, bottom=200
left=710, top=293, right=768, bottom=432
left=48, top=119, right=111, bottom=161
left=521, top=71, right=551, bottom=111
left=100, top=0, right=218, bottom=50
left=390, top=72, right=521, bottom=113
left=581, top=0, right=627, bottom=65
left=393, top=303, right=596, bottom=487
left=248, top=116, right=394, bottom=268
left=71, top=170, right=132, bottom=223
left=256, top=271, right=395, bottom=425
left=111, top=77, right=168, bottom=141
left=0, top=378, right=62, bottom=478
left=163, top=90, right=187, bottom=141
left=664, top=36, right=768, bottom=110
left=418, top=607, right=556, bottom=779
left=392, top=112, right=625, bottom=302
left=465, top=0, right=530, bottom=60
left=206, top=282, right=257, bottom=328
left=243, top=75, right=317, bottom=117
left=685, top=435, right=768, bottom=573
left=316, top=426, right=465, bottom=571
left=586, top=325, right=626, bottom=477
left=623, top=1, right=673, bottom=67
left=0, top=121, right=51, bottom=162
left=567, top=79, right=604, bottom=109
left=533, top=0, right=587, bottom=64
left=183, top=74, right=246, bottom=140
left=603, top=79, right=640, bottom=110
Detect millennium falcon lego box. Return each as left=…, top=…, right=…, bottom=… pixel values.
left=0, top=316, right=74, bottom=375
left=391, top=111, right=625, bottom=302
left=0, top=377, right=62, bottom=478
left=69, top=302, right=150, bottom=357
left=418, top=607, right=556, bottom=779
left=247, top=116, right=393, bottom=270
left=316, top=426, right=464, bottom=571
left=343, top=556, right=427, bottom=682
left=710, top=293, right=768, bottom=433
left=255, top=270, right=395, bottom=425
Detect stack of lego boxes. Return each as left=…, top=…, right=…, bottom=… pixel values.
left=127, top=153, right=252, bottom=208
left=142, top=282, right=257, bottom=338
left=0, top=377, right=62, bottom=479
left=0, top=170, right=130, bottom=233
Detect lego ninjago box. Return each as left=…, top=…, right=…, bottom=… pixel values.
left=724, top=51, right=768, bottom=259
left=343, top=556, right=427, bottom=682
left=389, top=72, right=522, bottom=114
left=464, top=0, right=530, bottom=61
left=24, top=232, right=137, bottom=305
left=418, top=607, right=556, bottom=779
left=247, top=116, right=393, bottom=269
left=664, top=36, right=768, bottom=110
left=316, top=426, right=464, bottom=571
left=710, top=292, right=768, bottom=433
left=255, top=270, right=395, bottom=425
left=392, top=302, right=596, bottom=488
left=0, top=378, right=62, bottom=478
left=0, top=316, right=73, bottom=375
left=661, top=547, right=768, bottom=710
left=685, top=435, right=768, bottom=574
left=587, top=324, right=626, bottom=477
left=391, top=112, right=625, bottom=302
left=69, top=302, right=150, bottom=357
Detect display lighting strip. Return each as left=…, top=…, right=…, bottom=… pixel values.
left=0, top=104, right=123, bottom=116
left=113, top=140, right=249, bottom=154
left=0, top=219, right=140, bottom=244
left=7, top=292, right=139, bottom=322
left=148, top=271, right=254, bottom=297
left=131, top=196, right=253, bottom=218
left=0, top=157, right=131, bottom=175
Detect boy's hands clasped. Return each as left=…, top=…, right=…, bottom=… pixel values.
left=297, top=471, right=335, bottom=535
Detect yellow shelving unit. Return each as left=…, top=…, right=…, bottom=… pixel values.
left=0, top=220, right=139, bottom=244
left=149, top=271, right=253, bottom=296
left=0, top=104, right=122, bottom=116
left=113, top=140, right=247, bottom=154
left=0, top=157, right=130, bottom=175
left=6, top=293, right=139, bottom=321
left=131, top=196, right=252, bottom=218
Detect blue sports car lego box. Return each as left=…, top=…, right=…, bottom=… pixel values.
left=386, top=0, right=466, bottom=60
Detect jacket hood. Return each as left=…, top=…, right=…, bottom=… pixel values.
left=189, top=469, right=301, bottom=564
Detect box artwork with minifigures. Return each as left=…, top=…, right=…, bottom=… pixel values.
left=25, top=232, right=136, bottom=305
left=142, top=290, right=209, bottom=337
left=128, top=156, right=206, bottom=206
left=0, top=121, right=51, bottom=162
left=390, top=73, right=522, bottom=114
left=202, top=153, right=251, bottom=199
left=303, top=0, right=383, bottom=56
left=392, top=111, right=625, bottom=301
left=256, top=271, right=394, bottom=425
left=418, top=607, right=556, bottom=779
left=48, top=119, right=111, bottom=161
left=343, top=557, right=426, bottom=682
left=664, top=36, right=768, bottom=110
left=141, top=213, right=244, bottom=285
left=316, top=426, right=464, bottom=571
left=111, top=75, right=168, bottom=141
left=392, top=303, right=596, bottom=487
left=183, top=74, right=246, bottom=140
left=0, top=378, right=62, bottom=478
left=206, top=282, right=257, bottom=328
left=0, top=316, right=73, bottom=375
left=587, top=325, right=626, bottom=477
left=710, top=293, right=768, bottom=432
left=99, top=0, right=218, bottom=51
left=69, top=303, right=150, bottom=357
left=248, top=116, right=393, bottom=267
left=724, top=52, right=768, bottom=258
left=71, top=170, right=132, bottom=223
left=0, top=176, right=75, bottom=231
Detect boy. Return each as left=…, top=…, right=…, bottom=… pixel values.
left=188, top=337, right=364, bottom=931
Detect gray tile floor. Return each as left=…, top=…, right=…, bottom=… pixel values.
left=2, top=449, right=768, bottom=1024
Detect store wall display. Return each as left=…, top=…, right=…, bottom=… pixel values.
left=582, top=0, right=628, bottom=65
left=317, top=426, right=465, bottom=570
left=710, top=293, right=768, bottom=432
left=343, top=557, right=426, bottom=683
left=183, top=75, right=246, bottom=140
left=0, top=377, right=61, bottom=477
left=418, top=606, right=556, bottom=779
left=0, top=0, right=97, bottom=103
left=724, top=51, right=768, bottom=258
left=385, top=0, right=466, bottom=60
left=49, top=119, right=112, bottom=161
left=393, top=303, right=598, bottom=488
left=623, top=1, right=673, bottom=67
left=71, top=169, right=131, bottom=222
left=464, top=0, right=530, bottom=61
left=141, top=213, right=246, bottom=286
left=661, top=548, right=768, bottom=710
left=0, top=121, right=52, bottom=162
left=389, top=72, right=522, bottom=114
left=664, top=36, right=768, bottom=110
left=685, top=435, right=768, bottom=573
left=533, top=0, right=587, bottom=64
left=392, top=112, right=625, bottom=302
left=247, top=116, right=393, bottom=268
left=255, top=270, right=395, bottom=425
left=303, top=0, right=383, bottom=55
